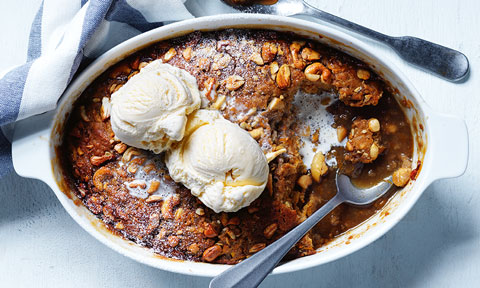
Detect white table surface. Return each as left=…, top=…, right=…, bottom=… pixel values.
left=1, top=0, right=479, bottom=287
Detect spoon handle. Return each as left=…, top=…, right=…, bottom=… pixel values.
left=209, top=195, right=344, bottom=288
left=301, top=1, right=469, bottom=82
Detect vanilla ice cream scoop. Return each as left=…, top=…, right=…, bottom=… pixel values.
left=166, top=110, right=269, bottom=213
left=110, top=60, right=201, bottom=153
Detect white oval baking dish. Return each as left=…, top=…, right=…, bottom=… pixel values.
left=12, top=14, right=468, bottom=277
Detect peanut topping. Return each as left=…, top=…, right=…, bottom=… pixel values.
left=249, top=52, right=264, bottom=65
left=311, top=152, right=328, bottom=182
left=226, top=75, right=245, bottom=91
left=301, top=47, right=321, bottom=61
left=276, top=64, right=291, bottom=89
left=304, top=62, right=332, bottom=83
left=393, top=167, right=412, bottom=187
left=182, top=47, right=192, bottom=61
left=270, top=61, right=279, bottom=80
left=203, top=245, right=222, bottom=262
left=356, top=69, right=371, bottom=80
left=163, top=48, right=177, bottom=62
left=114, top=143, right=127, bottom=154
left=249, top=243, right=266, bottom=253
left=249, top=127, right=264, bottom=140
left=368, top=118, right=381, bottom=132
left=261, top=42, right=277, bottom=63
left=337, top=126, right=347, bottom=142
left=297, top=175, right=313, bottom=190
left=264, top=223, right=278, bottom=239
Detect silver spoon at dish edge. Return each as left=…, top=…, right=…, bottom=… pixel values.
left=221, top=0, right=469, bottom=82
left=210, top=173, right=394, bottom=288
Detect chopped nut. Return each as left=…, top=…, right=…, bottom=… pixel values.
left=203, top=77, right=216, bottom=101
left=346, top=141, right=354, bottom=151
left=261, top=42, right=277, bottom=63
left=127, top=70, right=138, bottom=80
left=197, top=58, right=211, bottom=71
left=290, top=41, right=304, bottom=53
left=276, top=64, right=291, bottom=89
left=311, top=152, right=328, bottom=182
left=109, top=83, right=122, bottom=94
left=249, top=127, right=264, bottom=140
left=164, top=48, right=176, bottom=62
left=249, top=52, right=264, bottom=65
left=263, top=223, right=278, bottom=239
left=109, top=64, right=131, bottom=78
left=138, top=61, right=148, bottom=69
left=203, top=245, right=222, bottom=262
left=204, top=223, right=218, bottom=238
left=290, top=42, right=305, bottom=69
left=147, top=181, right=160, bottom=194
left=127, top=163, right=138, bottom=174
left=174, top=207, right=184, bottom=220
left=227, top=217, right=240, bottom=225
left=249, top=243, right=266, bottom=253
left=220, top=213, right=229, bottom=226
left=128, top=181, right=146, bottom=189
left=270, top=61, right=279, bottom=80
left=267, top=97, right=285, bottom=111
left=337, top=126, right=347, bottom=142
left=304, top=62, right=331, bottom=83
left=195, top=208, right=205, bottom=216
left=297, top=175, right=313, bottom=190
left=167, top=235, right=180, bottom=247
left=100, top=97, right=111, bottom=121
left=76, top=147, right=84, bottom=156
left=226, top=228, right=236, bottom=240
left=122, top=147, right=140, bottom=162
left=368, top=118, right=381, bottom=132
left=161, top=195, right=179, bottom=219
left=266, top=148, right=287, bottom=163
left=146, top=195, right=163, bottom=203
left=210, top=95, right=226, bottom=110
left=188, top=243, right=200, bottom=254
left=239, top=122, right=249, bottom=130
left=267, top=173, right=273, bottom=196
left=90, top=152, right=114, bottom=166
left=92, top=166, right=113, bottom=191
left=146, top=213, right=160, bottom=232
left=114, top=143, right=127, bottom=154
left=301, top=47, right=321, bottom=61
left=182, top=47, right=192, bottom=61
left=393, top=167, right=412, bottom=187
left=226, top=75, right=245, bottom=91
left=115, top=222, right=125, bottom=230
left=212, top=53, right=232, bottom=70
left=357, top=69, right=371, bottom=80
left=80, top=106, right=89, bottom=122
left=370, top=143, right=379, bottom=160
left=216, top=40, right=230, bottom=50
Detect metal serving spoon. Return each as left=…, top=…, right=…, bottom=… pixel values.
left=210, top=173, right=394, bottom=288
left=221, top=0, right=469, bottom=82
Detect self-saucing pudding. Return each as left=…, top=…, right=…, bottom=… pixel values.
left=59, top=29, right=417, bottom=264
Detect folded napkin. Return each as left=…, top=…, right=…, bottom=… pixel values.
left=0, top=0, right=193, bottom=178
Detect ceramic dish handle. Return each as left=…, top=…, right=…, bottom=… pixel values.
left=11, top=111, right=56, bottom=186
left=425, top=111, right=468, bottom=183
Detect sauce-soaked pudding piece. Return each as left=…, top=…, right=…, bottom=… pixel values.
left=59, top=29, right=414, bottom=264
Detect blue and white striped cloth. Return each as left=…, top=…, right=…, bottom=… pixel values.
left=0, top=0, right=193, bottom=178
